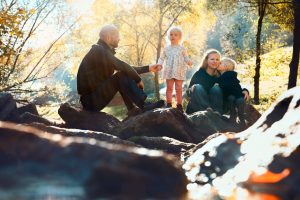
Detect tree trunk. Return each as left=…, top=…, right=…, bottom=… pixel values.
left=154, top=16, right=164, bottom=100
left=155, top=38, right=162, bottom=100
left=254, top=2, right=267, bottom=105
left=288, top=0, right=300, bottom=89
left=254, top=16, right=263, bottom=104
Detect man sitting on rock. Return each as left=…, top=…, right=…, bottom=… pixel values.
left=77, top=24, right=164, bottom=116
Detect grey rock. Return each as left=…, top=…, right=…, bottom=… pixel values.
left=19, top=112, right=55, bottom=126
left=17, top=103, right=39, bottom=116
left=58, top=103, right=121, bottom=133
left=113, top=108, right=201, bottom=143
left=0, top=92, right=19, bottom=122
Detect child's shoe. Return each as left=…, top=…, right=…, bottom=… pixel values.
left=176, top=104, right=183, bottom=112
left=166, top=103, right=172, bottom=108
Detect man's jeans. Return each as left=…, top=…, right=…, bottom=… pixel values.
left=186, top=84, right=223, bottom=114
left=80, top=72, right=147, bottom=112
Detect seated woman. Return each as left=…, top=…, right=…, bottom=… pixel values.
left=185, top=49, right=249, bottom=115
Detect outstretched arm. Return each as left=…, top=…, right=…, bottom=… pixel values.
left=149, top=63, right=162, bottom=72
left=133, top=63, right=162, bottom=74
left=133, top=66, right=150, bottom=74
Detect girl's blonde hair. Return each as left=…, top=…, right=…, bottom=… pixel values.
left=167, top=26, right=183, bottom=40
left=221, top=57, right=237, bottom=71
left=199, top=49, right=221, bottom=70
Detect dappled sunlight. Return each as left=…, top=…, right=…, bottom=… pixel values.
left=183, top=135, right=229, bottom=182
left=239, top=47, right=298, bottom=113
left=133, top=147, right=164, bottom=157
left=37, top=105, right=63, bottom=122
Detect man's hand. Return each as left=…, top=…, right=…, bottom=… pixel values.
left=243, top=90, right=250, bottom=101
left=137, top=80, right=144, bottom=90
left=149, top=64, right=162, bottom=73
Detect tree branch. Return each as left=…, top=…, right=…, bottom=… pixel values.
left=5, top=6, right=43, bottom=81
left=162, top=0, right=192, bottom=37
left=24, top=19, right=78, bottom=82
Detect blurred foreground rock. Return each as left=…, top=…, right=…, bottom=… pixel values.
left=183, top=86, right=300, bottom=199
left=30, top=122, right=138, bottom=147
left=0, top=122, right=188, bottom=199
left=128, top=136, right=196, bottom=154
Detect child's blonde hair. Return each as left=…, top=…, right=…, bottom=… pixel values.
left=221, top=57, right=237, bottom=71
left=168, top=26, right=183, bottom=40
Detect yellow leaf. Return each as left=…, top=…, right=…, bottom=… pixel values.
left=29, top=9, right=36, bottom=15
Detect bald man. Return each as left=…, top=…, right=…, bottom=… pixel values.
left=77, top=24, right=164, bottom=116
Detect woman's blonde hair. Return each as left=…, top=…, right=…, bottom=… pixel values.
left=199, top=49, right=221, bottom=70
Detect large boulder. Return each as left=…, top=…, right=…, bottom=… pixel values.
left=58, top=103, right=121, bottom=133
left=188, top=105, right=261, bottom=134
left=113, top=108, right=202, bottom=143
left=188, top=108, right=242, bottom=133
left=0, top=121, right=188, bottom=199
left=113, top=107, right=255, bottom=144
left=183, top=87, right=300, bottom=199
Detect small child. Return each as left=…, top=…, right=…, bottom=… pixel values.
left=158, top=27, right=192, bottom=112
left=217, top=57, right=246, bottom=126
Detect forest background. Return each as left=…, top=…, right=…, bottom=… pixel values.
left=0, top=0, right=298, bottom=121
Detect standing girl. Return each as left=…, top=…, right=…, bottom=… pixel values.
left=158, top=27, right=192, bottom=112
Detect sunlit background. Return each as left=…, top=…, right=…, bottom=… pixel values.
left=0, top=0, right=297, bottom=120
left=1, top=1, right=299, bottom=199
